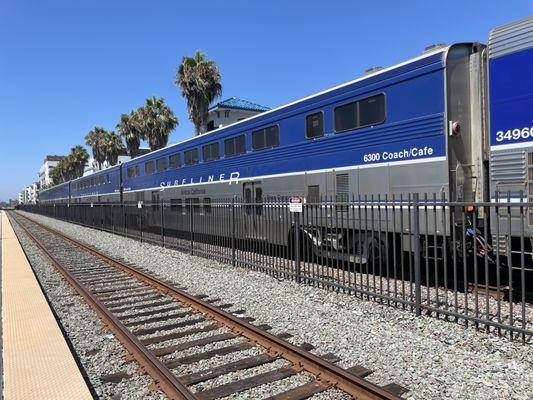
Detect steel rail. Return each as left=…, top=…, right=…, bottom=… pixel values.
left=12, top=211, right=402, bottom=400
left=9, top=212, right=198, bottom=400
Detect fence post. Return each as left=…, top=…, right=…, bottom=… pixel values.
left=189, top=205, right=194, bottom=255
left=139, top=204, right=143, bottom=243
left=294, top=211, right=301, bottom=283
left=413, top=192, right=422, bottom=316
left=231, top=198, right=236, bottom=267
left=161, top=203, right=165, bottom=247
left=123, top=204, right=127, bottom=236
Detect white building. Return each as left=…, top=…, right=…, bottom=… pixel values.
left=28, top=182, right=39, bottom=204
left=206, top=98, right=270, bottom=132
left=19, top=182, right=39, bottom=204
left=39, top=155, right=65, bottom=187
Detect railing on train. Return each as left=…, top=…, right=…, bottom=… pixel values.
left=20, top=194, right=533, bottom=342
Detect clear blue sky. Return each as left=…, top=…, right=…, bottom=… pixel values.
left=0, top=0, right=531, bottom=201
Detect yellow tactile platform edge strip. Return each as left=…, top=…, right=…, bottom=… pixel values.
left=1, top=212, right=92, bottom=400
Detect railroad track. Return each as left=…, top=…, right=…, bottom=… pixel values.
left=9, top=211, right=407, bottom=400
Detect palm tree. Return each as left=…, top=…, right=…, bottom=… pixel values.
left=49, top=164, right=62, bottom=185
left=101, top=131, right=124, bottom=166
left=117, top=111, right=143, bottom=158
left=176, top=50, right=222, bottom=135
left=137, top=96, right=178, bottom=150
left=70, top=145, right=89, bottom=178
left=84, top=127, right=107, bottom=168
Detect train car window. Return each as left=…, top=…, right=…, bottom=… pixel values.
left=156, top=157, right=167, bottom=172
left=252, top=125, right=279, bottom=151
left=334, top=94, right=385, bottom=133
left=170, top=198, right=182, bottom=211
left=306, top=112, right=324, bottom=139
left=106, top=174, right=110, bottom=183
left=145, top=160, right=155, bottom=174
left=252, top=130, right=265, bottom=150
left=135, top=165, right=140, bottom=177
left=202, top=142, right=220, bottom=162
left=358, top=95, right=386, bottom=127
left=169, top=153, right=181, bottom=169
left=224, top=135, right=246, bottom=157
left=235, top=134, right=246, bottom=155
left=203, top=197, right=211, bottom=213
left=265, top=126, right=279, bottom=147
left=184, top=149, right=199, bottom=165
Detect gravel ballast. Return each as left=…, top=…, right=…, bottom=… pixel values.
left=9, top=215, right=168, bottom=400
left=17, top=211, right=533, bottom=400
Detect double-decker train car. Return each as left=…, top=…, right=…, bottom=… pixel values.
left=70, top=165, right=121, bottom=203
left=38, top=181, right=70, bottom=204
left=488, top=17, right=533, bottom=262
left=37, top=17, right=533, bottom=267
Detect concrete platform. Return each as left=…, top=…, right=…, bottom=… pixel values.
left=1, top=211, right=92, bottom=399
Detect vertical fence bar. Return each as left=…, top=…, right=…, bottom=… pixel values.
left=294, top=210, right=301, bottom=284
left=139, top=203, right=143, bottom=243
left=161, top=202, right=165, bottom=247
left=189, top=204, right=194, bottom=255
left=413, top=193, right=422, bottom=316
left=231, top=198, right=236, bottom=267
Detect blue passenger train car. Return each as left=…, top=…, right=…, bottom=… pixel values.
left=70, top=165, right=121, bottom=203
left=37, top=16, right=533, bottom=267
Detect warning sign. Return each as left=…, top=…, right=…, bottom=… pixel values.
left=289, top=197, right=303, bottom=213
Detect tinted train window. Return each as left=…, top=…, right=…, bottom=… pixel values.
left=156, top=157, right=167, bottom=172
left=145, top=161, right=155, bottom=174
left=184, top=148, right=199, bottom=165
left=334, top=94, right=385, bottom=132
left=224, top=135, right=246, bottom=157
left=202, top=142, right=220, bottom=162
left=252, top=125, right=279, bottom=151
left=135, top=165, right=140, bottom=177
left=127, top=167, right=135, bottom=178
left=169, top=153, right=181, bottom=169
left=306, top=112, right=324, bottom=139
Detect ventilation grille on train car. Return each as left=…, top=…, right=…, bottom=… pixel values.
left=336, top=174, right=349, bottom=201
left=527, top=151, right=533, bottom=226
left=336, top=174, right=349, bottom=211
left=490, top=149, right=527, bottom=207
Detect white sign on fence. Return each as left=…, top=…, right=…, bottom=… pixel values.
left=289, top=197, right=303, bottom=213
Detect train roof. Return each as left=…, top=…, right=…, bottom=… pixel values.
left=122, top=44, right=451, bottom=165
left=39, top=42, right=452, bottom=197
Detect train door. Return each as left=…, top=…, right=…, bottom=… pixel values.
left=243, top=182, right=263, bottom=239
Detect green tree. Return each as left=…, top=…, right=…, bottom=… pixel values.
left=176, top=50, right=222, bottom=135
left=137, top=96, right=178, bottom=150
left=84, top=127, right=107, bottom=169
left=70, top=145, right=89, bottom=178
left=49, top=164, right=63, bottom=185
left=117, top=111, right=144, bottom=158
left=101, top=131, right=124, bottom=166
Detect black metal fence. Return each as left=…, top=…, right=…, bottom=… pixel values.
left=20, top=195, right=533, bottom=342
